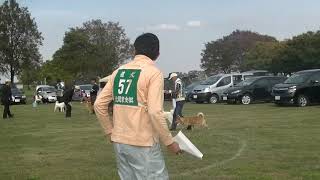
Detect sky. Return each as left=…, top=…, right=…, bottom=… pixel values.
left=7, top=0, right=320, bottom=75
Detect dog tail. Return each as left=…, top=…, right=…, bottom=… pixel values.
left=197, top=112, right=204, bottom=118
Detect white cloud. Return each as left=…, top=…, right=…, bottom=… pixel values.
left=186, top=21, right=201, bottom=27
left=137, top=24, right=181, bottom=31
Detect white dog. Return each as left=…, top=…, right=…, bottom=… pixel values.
left=54, top=101, right=65, bottom=112
left=163, top=109, right=174, bottom=126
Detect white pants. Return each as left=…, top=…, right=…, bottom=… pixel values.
left=172, top=99, right=176, bottom=110
left=113, top=143, right=169, bottom=180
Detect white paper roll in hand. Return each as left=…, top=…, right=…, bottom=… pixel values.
left=173, top=131, right=203, bottom=159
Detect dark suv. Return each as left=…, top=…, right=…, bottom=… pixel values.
left=272, top=69, right=320, bottom=107
left=223, top=76, right=287, bottom=105
left=11, top=88, right=27, bottom=104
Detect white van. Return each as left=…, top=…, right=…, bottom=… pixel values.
left=190, top=73, right=244, bottom=104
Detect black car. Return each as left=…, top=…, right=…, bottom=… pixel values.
left=11, top=88, right=27, bottom=104
left=223, top=76, right=287, bottom=105
left=272, top=69, right=320, bottom=107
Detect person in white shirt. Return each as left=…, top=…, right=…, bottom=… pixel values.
left=168, top=73, right=191, bottom=130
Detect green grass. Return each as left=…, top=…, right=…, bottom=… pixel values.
left=1, top=102, right=320, bottom=180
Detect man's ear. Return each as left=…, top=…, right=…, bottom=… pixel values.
left=154, top=52, right=160, bottom=61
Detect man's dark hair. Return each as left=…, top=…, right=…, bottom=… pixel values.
left=134, top=33, right=159, bottom=60
left=91, top=78, right=96, bottom=82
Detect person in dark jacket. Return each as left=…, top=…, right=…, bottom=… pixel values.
left=63, top=83, right=74, bottom=118
left=1, top=81, right=13, bottom=119
left=90, top=78, right=99, bottom=114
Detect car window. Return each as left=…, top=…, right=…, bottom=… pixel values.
left=254, top=79, right=269, bottom=87
left=201, top=75, right=222, bottom=85
left=80, top=85, right=92, bottom=90
left=217, top=76, right=231, bottom=87
left=11, top=88, right=21, bottom=94
left=310, top=72, right=320, bottom=81
left=284, top=73, right=311, bottom=84
left=243, top=75, right=254, bottom=80
left=233, top=75, right=243, bottom=84
left=235, top=77, right=259, bottom=87
left=41, top=87, right=56, bottom=92
left=269, top=78, right=284, bottom=85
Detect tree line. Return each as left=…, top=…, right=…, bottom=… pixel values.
left=201, top=30, right=320, bottom=75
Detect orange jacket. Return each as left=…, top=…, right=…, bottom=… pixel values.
left=94, top=55, right=174, bottom=147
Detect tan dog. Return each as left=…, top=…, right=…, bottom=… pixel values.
left=177, top=112, right=208, bottom=128
left=85, top=100, right=94, bottom=113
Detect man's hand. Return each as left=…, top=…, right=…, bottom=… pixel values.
left=105, top=133, right=112, bottom=143
left=167, top=142, right=182, bottom=155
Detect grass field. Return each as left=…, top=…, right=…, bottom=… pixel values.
left=1, top=101, right=320, bottom=180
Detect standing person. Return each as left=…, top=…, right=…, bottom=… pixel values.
left=168, top=73, right=191, bottom=130
left=1, top=81, right=14, bottom=119
left=95, top=33, right=181, bottom=180
left=63, top=83, right=74, bottom=118
left=90, top=78, right=99, bottom=114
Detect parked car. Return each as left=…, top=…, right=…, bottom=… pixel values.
left=272, top=69, right=320, bottom=107
left=10, top=88, right=27, bottom=104
left=36, top=85, right=57, bottom=103
left=190, top=73, right=244, bottom=104
left=80, top=84, right=93, bottom=97
left=184, top=81, right=201, bottom=102
left=223, top=76, right=287, bottom=105
left=73, top=84, right=92, bottom=101
left=241, top=70, right=271, bottom=79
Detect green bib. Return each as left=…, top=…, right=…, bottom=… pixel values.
left=113, top=69, right=141, bottom=106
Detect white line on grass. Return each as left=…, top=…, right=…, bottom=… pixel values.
left=174, top=136, right=247, bottom=177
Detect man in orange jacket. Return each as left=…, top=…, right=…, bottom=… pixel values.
left=95, top=33, right=181, bottom=180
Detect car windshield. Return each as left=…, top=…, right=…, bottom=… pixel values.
left=11, top=88, right=21, bottom=94
left=42, top=87, right=56, bottom=92
left=200, top=76, right=222, bottom=85
left=80, top=85, right=92, bottom=90
left=284, top=73, right=311, bottom=84
left=235, top=77, right=258, bottom=87
left=185, top=81, right=200, bottom=90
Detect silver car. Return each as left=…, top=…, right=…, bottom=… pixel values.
left=36, top=85, right=57, bottom=103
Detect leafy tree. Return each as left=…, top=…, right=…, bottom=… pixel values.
left=201, top=30, right=276, bottom=74
left=50, top=19, right=133, bottom=80
left=18, top=63, right=40, bottom=89
left=0, top=0, right=43, bottom=83
left=243, top=41, right=286, bottom=71
left=39, top=60, right=72, bottom=85
left=272, top=31, right=320, bottom=74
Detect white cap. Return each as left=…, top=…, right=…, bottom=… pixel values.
left=168, top=73, right=178, bottom=80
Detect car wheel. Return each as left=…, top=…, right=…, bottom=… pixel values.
left=241, top=94, right=252, bottom=105
left=209, top=94, right=219, bottom=104
left=296, top=95, right=308, bottom=107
